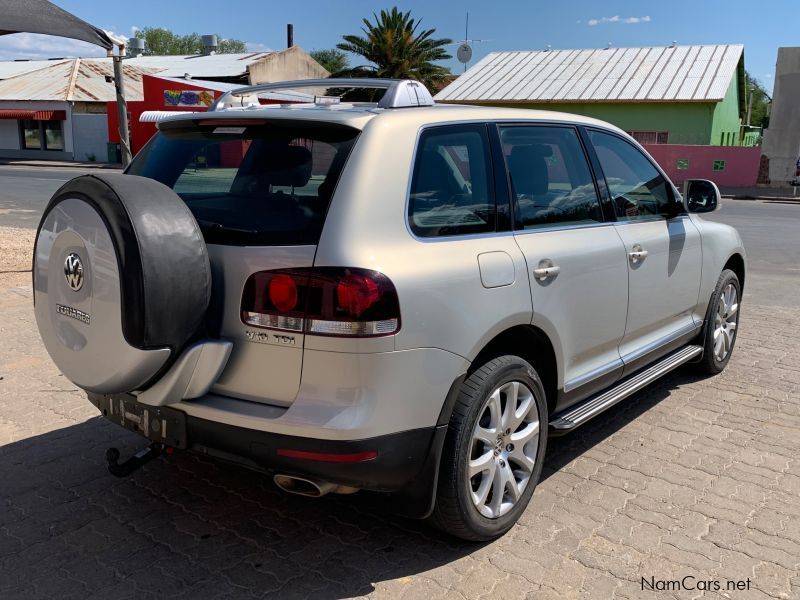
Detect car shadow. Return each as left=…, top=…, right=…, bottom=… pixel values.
left=542, top=367, right=708, bottom=480
left=0, top=367, right=706, bottom=599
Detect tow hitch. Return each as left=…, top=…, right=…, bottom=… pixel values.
left=105, top=442, right=166, bottom=477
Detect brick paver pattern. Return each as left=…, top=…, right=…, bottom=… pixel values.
left=1, top=283, right=798, bottom=599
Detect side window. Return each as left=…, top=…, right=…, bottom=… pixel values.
left=588, top=130, right=672, bottom=221
left=409, top=125, right=494, bottom=237
left=499, top=125, right=602, bottom=230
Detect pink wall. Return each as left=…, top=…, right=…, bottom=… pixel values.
left=643, top=144, right=761, bottom=188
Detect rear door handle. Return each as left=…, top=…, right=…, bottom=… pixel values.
left=628, top=244, right=648, bottom=265
left=532, top=264, right=560, bottom=281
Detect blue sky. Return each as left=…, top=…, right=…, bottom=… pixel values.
left=0, top=1, right=792, bottom=92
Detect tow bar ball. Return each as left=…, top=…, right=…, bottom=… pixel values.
left=105, top=442, right=166, bottom=477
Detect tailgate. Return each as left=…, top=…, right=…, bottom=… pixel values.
left=207, top=244, right=315, bottom=405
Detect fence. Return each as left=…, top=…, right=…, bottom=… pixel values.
left=643, top=144, right=761, bottom=188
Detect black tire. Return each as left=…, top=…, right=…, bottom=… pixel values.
left=431, top=355, right=548, bottom=541
left=694, top=269, right=741, bottom=375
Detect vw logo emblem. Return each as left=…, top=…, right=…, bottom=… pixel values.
left=64, top=253, right=84, bottom=292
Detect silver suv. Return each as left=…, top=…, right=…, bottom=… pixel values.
left=33, top=79, right=745, bottom=541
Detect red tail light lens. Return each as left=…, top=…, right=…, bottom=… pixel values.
left=337, top=273, right=380, bottom=317
left=241, top=267, right=400, bottom=337
left=268, top=274, right=298, bottom=312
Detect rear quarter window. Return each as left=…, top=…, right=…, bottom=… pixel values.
left=408, top=124, right=495, bottom=237
left=127, top=120, right=359, bottom=245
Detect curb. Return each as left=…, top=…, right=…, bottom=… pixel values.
left=0, top=160, right=122, bottom=170
left=723, top=195, right=800, bottom=203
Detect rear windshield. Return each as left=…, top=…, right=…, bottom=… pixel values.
left=127, top=120, right=359, bottom=245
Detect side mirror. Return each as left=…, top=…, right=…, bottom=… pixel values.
left=684, top=179, right=721, bottom=213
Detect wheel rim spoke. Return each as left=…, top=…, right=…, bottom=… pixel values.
left=488, top=466, right=504, bottom=516
left=509, top=444, right=535, bottom=472
left=511, top=420, right=539, bottom=445
left=714, top=333, right=724, bottom=358
left=474, top=425, right=496, bottom=446
left=469, top=449, right=494, bottom=478
left=487, top=390, right=502, bottom=430
left=503, top=463, right=520, bottom=503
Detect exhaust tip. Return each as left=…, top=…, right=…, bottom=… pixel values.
left=274, top=474, right=336, bottom=497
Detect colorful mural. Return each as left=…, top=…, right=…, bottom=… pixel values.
left=164, top=90, right=215, bottom=107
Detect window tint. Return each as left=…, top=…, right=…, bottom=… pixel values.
left=588, top=130, right=672, bottom=221
left=409, top=125, right=494, bottom=237
left=499, top=126, right=602, bottom=229
left=127, top=122, right=358, bottom=245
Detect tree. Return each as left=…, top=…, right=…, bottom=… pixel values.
left=744, top=70, right=770, bottom=129
left=309, top=49, right=349, bottom=75
left=134, top=27, right=246, bottom=55
left=336, top=8, right=452, bottom=90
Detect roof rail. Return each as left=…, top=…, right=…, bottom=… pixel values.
left=209, top=78, right=434, bottom=111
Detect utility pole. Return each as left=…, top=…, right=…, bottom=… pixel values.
left=111, top=44, right=132, bottom=167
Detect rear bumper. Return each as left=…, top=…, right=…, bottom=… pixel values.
left=89, top=392, right=447, bottom=518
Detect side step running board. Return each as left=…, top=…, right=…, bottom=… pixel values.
left=549, top=345, right=703, bottom=435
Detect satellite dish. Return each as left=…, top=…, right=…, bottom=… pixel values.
left=457, top=43, right=473, bottom=64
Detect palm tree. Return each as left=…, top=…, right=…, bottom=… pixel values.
left=336, top=8, right=452, bottom=90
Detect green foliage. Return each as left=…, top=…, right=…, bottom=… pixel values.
left=745, top=70, right=771, bottom=129
left=134, top=27, right=246, bottom=55
left=309, top=49, right=350, bottom=74
left=336, top=7, right=452, bottom=89
left=218, top=38, right=247, bottom=54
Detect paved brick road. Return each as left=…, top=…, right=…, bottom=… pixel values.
left=2, top=285, right=799, bottom=598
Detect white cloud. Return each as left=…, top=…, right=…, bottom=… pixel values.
left=246, top=41, right=273, bottom=52
left=0, top=32, right=107, bottom=60
left=588, top=15, right=651, bottom=26
left=0, top=26, right=143, bottom=60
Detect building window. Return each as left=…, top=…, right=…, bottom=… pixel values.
left=626, top=131, right=669, bottom=145
left=20, top=119, right=42, bottom=149
left=19, top=119, right=64, bottom=151
left=44, top=120, right=64, bottom=150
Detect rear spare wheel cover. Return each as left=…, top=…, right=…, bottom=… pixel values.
left=33, top=174, right=211, bottom=394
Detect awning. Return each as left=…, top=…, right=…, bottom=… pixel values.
left=0, top=109, right=66, bottom=120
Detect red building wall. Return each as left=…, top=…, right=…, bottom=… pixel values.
left=644, top=144, right=762, bottom=188
left=107, top=75, right=224, bottom=155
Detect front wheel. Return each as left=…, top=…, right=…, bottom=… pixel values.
left=431, top=355, right=548, bottom=541
left=695, top=269, right=741, bottom=374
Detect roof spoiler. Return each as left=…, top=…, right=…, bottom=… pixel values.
left=209, top=78, right=435, bottom=110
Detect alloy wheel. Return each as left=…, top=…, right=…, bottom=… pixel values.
left=713, top=282, right=739, bottom=361
left=467, top=380, right=540, bottom=518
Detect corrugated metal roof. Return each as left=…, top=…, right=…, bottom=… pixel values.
left=0, top=58, right=152, bottom=101
left=435, top=44, right=744, bottom=103
left=0, top=52, right=272, bottom=82
left=0, top=59, right=68, bottom=79
left=119, top=52, right=272, bottom=78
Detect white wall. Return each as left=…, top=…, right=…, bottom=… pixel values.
left=72, top=113, right=108, bottom=163
left=0, top=119, right=18, bottom=149
left=762, top=48, right=800, bottom=184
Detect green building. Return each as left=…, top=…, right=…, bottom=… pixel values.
left=435, top=44, right=745, bottom=146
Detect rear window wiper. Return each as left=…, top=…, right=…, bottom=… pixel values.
left=195, top=219, right=259, bottom=234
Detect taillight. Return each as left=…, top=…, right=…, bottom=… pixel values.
left=241, top=267, right=400, bottom=337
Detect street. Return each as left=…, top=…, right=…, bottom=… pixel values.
left=0, top=166, right=103, bottom=229
left=1, top=166, right=799, bottom=599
